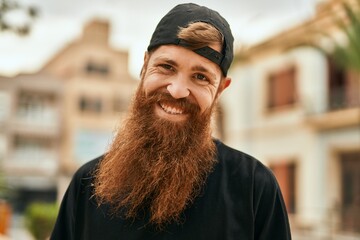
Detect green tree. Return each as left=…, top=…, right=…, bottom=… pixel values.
left=0, top=168, right=9, bottom=199
left=329, top=0, right=360, bottom=72
left=25, top=202, right=58, bottom=240
left=0, top=0, right=38, bottom=35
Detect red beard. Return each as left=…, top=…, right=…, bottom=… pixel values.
left=93, top=88, right=216, bottom=227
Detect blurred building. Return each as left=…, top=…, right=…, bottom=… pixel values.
left=0, top=74, right=62, bottom=212
left=0, top=19, right=138, bottom=212
left=223, top=0, right=360, bottom=238
left=0, top=84, right=10, bottom=169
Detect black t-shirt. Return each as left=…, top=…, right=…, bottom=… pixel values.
left=50, top=140, right=292, bottom=240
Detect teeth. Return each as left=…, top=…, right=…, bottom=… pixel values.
left=160, top=103, right=184, bottom=114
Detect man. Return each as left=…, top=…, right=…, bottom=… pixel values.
left=51, top=3, right=292, bottom=240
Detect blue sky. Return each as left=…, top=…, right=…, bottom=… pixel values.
left=0, top=0, right=319, bottom=77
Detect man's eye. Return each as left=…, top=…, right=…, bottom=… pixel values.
left=194, top=73, right=209, bottom=82
left=159, top=64, right=173, bottom=71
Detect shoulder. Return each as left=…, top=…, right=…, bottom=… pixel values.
left=62, top=155, right=104, bottom=204
left=70, top=155, right=104, bottom=186
left=215, top=139, right=259, bottom=168
left=214, top=139, right=278, bottom=188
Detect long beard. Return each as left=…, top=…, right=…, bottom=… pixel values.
left=93, top=88, right=216, bottom=227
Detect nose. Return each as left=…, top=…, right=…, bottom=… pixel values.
left=166, top=77, right=190, bottom=99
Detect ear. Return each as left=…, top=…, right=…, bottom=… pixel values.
left=144, top=51, right=149, bottom=62
left=217, top=77, right=231, bottom=96
left=140, top=52, right=150, bottom=79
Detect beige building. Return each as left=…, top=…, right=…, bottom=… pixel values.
left=0, top=74, right=63, bottom=211
left=39, top=20, right=138, bottom=200
left=0, top=19, right=138, bottom=211
left=0, top=85, right=10, bottom=169
left=222, top=0, right=360, bottom=238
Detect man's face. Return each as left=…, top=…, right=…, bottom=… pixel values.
left=141, top=44, right=230, bottom=123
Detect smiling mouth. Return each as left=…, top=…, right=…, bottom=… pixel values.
left=159, top=102, right=184, bottom=115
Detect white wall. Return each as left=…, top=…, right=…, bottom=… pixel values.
left=221, top=46, right=355, bottom=232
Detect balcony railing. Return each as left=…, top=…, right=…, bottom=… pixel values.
left=12, top=108, right=61, bottom=136
left=328, top=86, right=360, bottom=111
left=5, top=150, right=58, bottom=174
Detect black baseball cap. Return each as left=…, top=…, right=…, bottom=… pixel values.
left=147, top=3, right=234, bottom=76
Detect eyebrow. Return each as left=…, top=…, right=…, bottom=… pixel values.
left=153, top=57, right=178, bottom=67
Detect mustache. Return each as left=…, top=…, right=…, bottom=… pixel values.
left=145, top=91, right=201, bottom=115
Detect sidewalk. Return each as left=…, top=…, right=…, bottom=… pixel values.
left=6, top=214, right=33, bottom=240
left=292, top=231, right=360, bottom=240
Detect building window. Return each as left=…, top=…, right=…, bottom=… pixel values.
left=79, top=96, right=103, bottom=113
left=16, top=91, right=57, bottom=123
left=267, top=66, right=297, bottom=110
left=327, top=57, right=360, bottom=110
left=74, top=129, right=113, bottom=165
left=270, top=161, right=297, bottom=214
left=17, top=92, right=44, bottom=118
left=340, top=151, right=360, bottom=233
left=13, top=135, right=52, bottom=161
left=84, top=61, right=109, bottom=76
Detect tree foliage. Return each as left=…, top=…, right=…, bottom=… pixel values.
left=0, top=168, right=9, bottom=200
left=25, top=202, right=58, bottom=240
left=330, top=0, right=360, bottom=71
left=0, top=0, right=38, bottom=36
